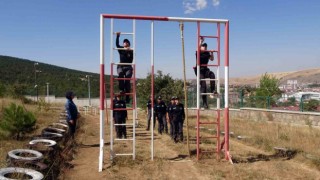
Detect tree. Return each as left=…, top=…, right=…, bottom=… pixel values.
left=0, top=103, right=36, bottom=140
left=303, top=99, right=319, bottom=112
left=254, top=73, right=282, bottom=108
left=136, top=71, right=184, bottom=107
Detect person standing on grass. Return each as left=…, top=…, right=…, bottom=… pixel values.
left=116, top=32, right=133, bottom=104
left=65, top=91, right=79, bottom=140
left=154, top=96, right=167, bottom=135
left=194, top=37, right=217, bottom=109
left=172, top=96, right=185, bottom=143
left=146, top=96, right=156, bottom=131
left=167, top=96, right=176, bottom=139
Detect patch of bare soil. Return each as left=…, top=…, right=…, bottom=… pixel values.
left=61, top=109, right=320, bottom=180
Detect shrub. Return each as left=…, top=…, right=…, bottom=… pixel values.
left=0, top=103, right=36, bottom=140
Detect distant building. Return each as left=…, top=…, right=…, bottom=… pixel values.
left=290, top=92, right=320, bottom=101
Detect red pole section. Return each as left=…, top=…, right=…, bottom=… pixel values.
left=100, top=65, right=105, bottom=110
left=110, top=63, right=114, bottom=109
left=102, top=14, right=169, bottom=21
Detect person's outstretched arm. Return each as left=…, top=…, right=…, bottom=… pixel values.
left=116, top=32, right=122, bottom=48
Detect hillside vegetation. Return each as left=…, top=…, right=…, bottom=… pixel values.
left=0, top=55, right=110, bottom=98
left=230, top=68, right=320, bottom=86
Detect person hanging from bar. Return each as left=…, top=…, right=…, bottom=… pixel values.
left=116, top=32, right=133, bottom=103
left=113, top=91, right=127, bottom=139
left=194, top=37, right=217, bottom=109
left=172, top=96, right=185, bottom=143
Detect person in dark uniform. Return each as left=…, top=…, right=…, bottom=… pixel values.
left=172, top=96, right=185, bottom=143
left=146, top=96, right=156, bottom=131
left=167, top=96, right=176, bottom=139
left=154, top=96, right=167, bottom=135
left=116, top=32, right=133, bottom=103
left=113, top=91, right=128, bottom=139
left=194, top=37, right=217, bottom=109
left=65, top=91, right=80, bottom=140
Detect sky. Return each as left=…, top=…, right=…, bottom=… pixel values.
left=0, top=0, right=320, bottom=79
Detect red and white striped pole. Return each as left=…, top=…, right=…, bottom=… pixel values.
left=224, top=21, right=231, bottom=161
left=98, top=14, right=105, bottom=172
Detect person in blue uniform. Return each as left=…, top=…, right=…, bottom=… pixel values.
left=116, top=32, right=133, bottom=103
left=154, top=96, right=167, bottom=135
left=113, top=91, right=128, bottom=139
left=146, top=96, right=156, bottom=131
left=65, top=91, right=80, bottom=140
left=172, top=96, right=185, bottom=143
left=167, top=96, right=176, bottom=139
left=194, top=37, right=217, bottom=108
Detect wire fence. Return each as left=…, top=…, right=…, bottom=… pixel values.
left=186, top=92, right=320, bottom=113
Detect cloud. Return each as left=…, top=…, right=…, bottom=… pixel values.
left=183, top=0, right=220, bottom=14
left=183, top=0, right=208, bottom=14
left=212, top=0, right=220, bottom=7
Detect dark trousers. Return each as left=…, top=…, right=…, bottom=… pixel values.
left=173, top=119, right=184, bottom=142
left=115, top=117, right=127, bottom=138
left=147, top=110, right=156, bottom=130
left=117, top=66, right=133, bottom=102
left=157, top=114, right=167, bottom=134
left=194, top=68, right=216, bottom=106
left=169, top=118, right=174, bottom=138
left=67, top=120, right=77, bottom=139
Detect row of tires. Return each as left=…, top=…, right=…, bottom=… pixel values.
left=0, top=111, right=70, bottom=180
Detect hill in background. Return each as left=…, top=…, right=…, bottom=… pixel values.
left=0, top=55, right=110, bottom=98
left=230, top=68, right=320, bottom=86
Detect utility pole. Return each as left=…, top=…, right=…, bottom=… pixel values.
left=34, top=63, right=39, bottom=102
left=46, top=82, right=50, bottom=103
left=86, top=75, right=92, bottom=106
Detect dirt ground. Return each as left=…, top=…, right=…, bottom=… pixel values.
left=61, top=109, right=320, bottom=180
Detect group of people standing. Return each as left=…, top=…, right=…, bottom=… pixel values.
left=147, top=96, right=185, bottom=143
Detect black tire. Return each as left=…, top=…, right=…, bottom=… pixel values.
left=0, top=167, right=44, bottom=180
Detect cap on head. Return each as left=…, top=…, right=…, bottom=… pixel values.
left=201, top=43, right=207, bottom=47
left=123, top=39, right=130, bottom=46
left=157, top=95, right=162, bottom=100
left=174, top=96, right=179, bottom=100
left=171, top=96, right=175, bottom=100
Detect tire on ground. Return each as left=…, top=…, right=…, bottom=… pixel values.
left=29, top=139, right=57, bottom=147
left=7, top=149, right=43, bottom=162
left=0, top=167, right=44, bottom=180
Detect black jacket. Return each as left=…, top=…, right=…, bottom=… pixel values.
left=154, top=101, right=167, bottom=115
left=116, top=35, right=133, bottom=65
left=172, top=103, right=185, bottom=121
left=113, top=99, right=127, bottom=119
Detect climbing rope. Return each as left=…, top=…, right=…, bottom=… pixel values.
left=179, top=22, right=190, bottom=157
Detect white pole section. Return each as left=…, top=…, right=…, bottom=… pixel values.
left=110, top=18, right=114, bottom=160
left=132, top=19, right=136, bottom=160
left=98, top=15, right=105, bottom=172
left=151, top=20, right=154, bottom=161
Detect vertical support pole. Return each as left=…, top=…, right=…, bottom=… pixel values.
left=216, top=22, right=221, bottom=159
left=196, top=21, right=201, bottom=160
left=151, top=21, right=155, bottom=161
left=132, top=19, right=136, bottom=160
left=224, top=21, right=231, bottom=161
left=98, top=15, right=105, bottom=172
left=110, top=18, right=114, bottom=161
left=46, top=83, right=50, bottom=103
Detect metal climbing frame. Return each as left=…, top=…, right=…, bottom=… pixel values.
left=99, top=14, right=230, bottom=172
left=109, top=19, right=137, bottom=160
left=195, top=22, right=222, bottom=160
